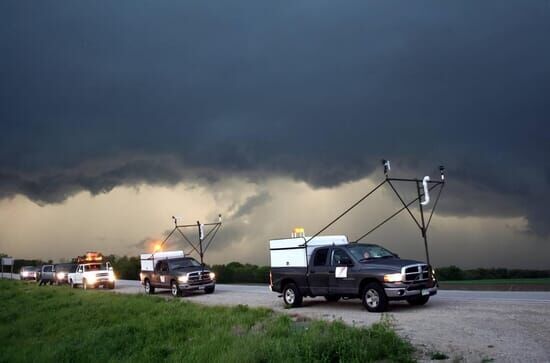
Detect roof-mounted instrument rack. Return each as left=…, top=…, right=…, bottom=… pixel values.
left=305, top=161, right=446, bottom=267
left=155, top=214, right=222, bottom=268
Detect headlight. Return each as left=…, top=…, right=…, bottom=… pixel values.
left=57, top=272, right=66, bottom=279
left=209, top=272, right=216, bottom=280
left=178, top=275, right=188, bottom=283
left=383, top=273, right=403, bottom=283
left=22, top=272, right=28, bottom=277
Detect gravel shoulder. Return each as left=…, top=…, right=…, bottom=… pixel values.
left=111, top=280, right=550, bottom=362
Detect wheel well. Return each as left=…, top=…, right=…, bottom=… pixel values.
left=280, top=278, right=296, bottom=290
left=359, top=278, right=381, bottom=295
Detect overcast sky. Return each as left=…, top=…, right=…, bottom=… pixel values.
left=1, top=1, right=549, bottom=268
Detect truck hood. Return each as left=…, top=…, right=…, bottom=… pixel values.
left=358, top=258, right=426, bottom=272
left=170, top=267, right=211, bottom=276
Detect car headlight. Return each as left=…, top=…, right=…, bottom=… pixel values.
left=209, top=272, right=215, bottom=280
left=178, top=275, right=188, bottom=283
left=383, top=273, right=403, bottom=283
left=22, top=272, right=28, bottom=277
left=57, top=272, right=66, bottom=279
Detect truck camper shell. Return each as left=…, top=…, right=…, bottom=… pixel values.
left=140, top=250, right=185, bottom=271
left=269, top=235, right=349, bottom=268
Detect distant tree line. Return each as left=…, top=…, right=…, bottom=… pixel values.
left=435, top=265, right=550, bottom=281
left=210, top=262, right=270, bottom=284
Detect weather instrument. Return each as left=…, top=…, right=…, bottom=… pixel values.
left=155, top=214, right=223, bottom=267
left=305, top=161, right=446, bottom=267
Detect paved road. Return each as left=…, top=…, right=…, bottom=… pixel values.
left=4, top=274, right=550, bottom=361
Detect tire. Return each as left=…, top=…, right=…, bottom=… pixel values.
left=362, top=282, right=388, bottom=312
left=324, top=295, right=341, bottom=303
left=144, top=279, right=155, bottom=294
left=407, top=295, right=430, bottom=306
left=204, top=285, right=215, bottom=294
left=170, top=281, right=181, bottom=297
left=282, top=283, right=303, bottom=308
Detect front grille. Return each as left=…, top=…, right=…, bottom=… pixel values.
left=96, top=272, right=109, bottom=278
left=403, top=264, right=429, bottom=282
left=187, top=271, right=211, bottom=285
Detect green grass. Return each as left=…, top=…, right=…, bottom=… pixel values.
left=441, top=278, right=550, bottom=285
left=0, top=280, right=413, bottom=363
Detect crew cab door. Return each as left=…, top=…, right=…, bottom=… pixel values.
left=308, top=248, right=330, bottom=296
left=75, top=265, right=84, bottom=284
left=154, top=261, right=170, bottom=288
left=329, top=248, right=357, bottom=295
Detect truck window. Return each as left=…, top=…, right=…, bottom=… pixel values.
left=332, top=249, right=352, bottom=266
left=44, top=266, right=52, bottom=272
left=313, top=248, right=329, bottom=266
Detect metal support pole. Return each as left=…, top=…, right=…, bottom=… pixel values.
left=417, top=180, right=431, bottom=267
left=197, top=221, right=204, bottom=267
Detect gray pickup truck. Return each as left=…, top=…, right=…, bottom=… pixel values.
left=36, top=264, right=56, bottom=285
left=140, top=257, right=215, bottom=297
left=270, top=243, right=438, bottom=312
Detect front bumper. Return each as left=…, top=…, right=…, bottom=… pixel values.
left=178, top=281, right=215, bottom=291
left=384, top=281, right=438, bottom=299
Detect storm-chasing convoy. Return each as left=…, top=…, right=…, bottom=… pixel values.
left=18, top=162, right=444, bottom=313
left=20, top=230, right=437, bottom=313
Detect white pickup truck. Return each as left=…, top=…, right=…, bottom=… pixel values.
left=68, top=261, right=116, bottom=290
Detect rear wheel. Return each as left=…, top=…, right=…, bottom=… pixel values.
left=170, top=281, right=181, bottom=297
left=282, top=283, right=303, bottom=308
left=144, top=279, right=155, bottom=294
left=407, top=295, right=430, bottom=306
left=362, top=282, right=388, bottom=312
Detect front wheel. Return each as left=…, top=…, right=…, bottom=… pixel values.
left=282, top=283, right=303, bottom=308
left=144, top=280, right=155, bottom=294
left=407, top=295, right=430, bottom=306
left=170, top=281, right=181, bottom=297
left=362, top=282, right=388, bottom=312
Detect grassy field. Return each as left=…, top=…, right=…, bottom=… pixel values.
left=0, top=280, right=413, bottom=363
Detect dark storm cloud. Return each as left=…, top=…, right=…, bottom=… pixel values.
left=1, top=1, right=549, bottom=233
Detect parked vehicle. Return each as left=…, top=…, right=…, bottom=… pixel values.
left=269, top=235, right=437, bottom=312
left=54, top=263, right=77, bottom=285
left=68, top=252, right=115, bottom=289
left=19, top=266, right=37, bottom=281
left=37, top=264, right=56, bottom=286
left=140, top=251, right=215, bottom=297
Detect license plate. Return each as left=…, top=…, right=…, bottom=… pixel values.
left=198, top=286, right=205, bottom=290
left=421, top=289, right=430, bottom=296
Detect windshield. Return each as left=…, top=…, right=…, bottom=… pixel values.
left=84, top=263, right=108, bottom=271
left=168, top=258, right=201, bottom=270
left=348, top=244, right=397, bottom=261
left=21, top=266, right=35, bottom=272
